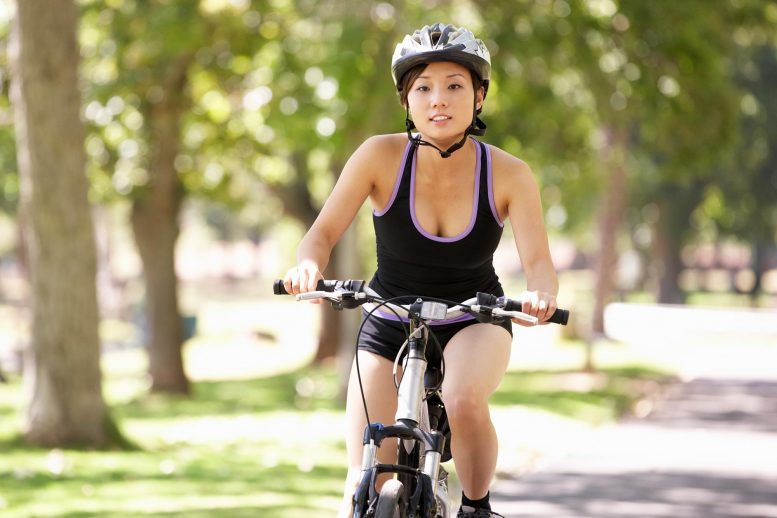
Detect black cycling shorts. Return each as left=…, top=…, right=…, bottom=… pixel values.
left=357, top=311, right=513, bottom=366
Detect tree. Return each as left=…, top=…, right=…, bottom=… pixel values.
left=708, top=39, right=777, bottom=301
left=81, top=1, right=413, bottom=371
left=629, top=2, right=775, bottom=304
left=487, top=1, right=766, bottom=327
left=82, top=0, right=218, bottom=394
left=129, top=48, right=192, bottom=394
left=255, top=5, right=407, bottom=363
left=9, top=0, right=110, bottom=446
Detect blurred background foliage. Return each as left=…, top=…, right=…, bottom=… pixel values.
left=0, top=0, right=774, bottom=275
left=0, top=0, right=776, bottom=383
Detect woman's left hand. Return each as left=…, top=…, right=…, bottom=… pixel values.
left=513, top=290, right=558, bottom=327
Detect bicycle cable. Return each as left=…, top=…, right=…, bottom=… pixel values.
left=354, top=294, right=457, bottom=424
left=354, top=297, right=409, bottom=427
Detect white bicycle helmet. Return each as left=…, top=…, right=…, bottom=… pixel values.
left=391, top=23, right=491, bottom=93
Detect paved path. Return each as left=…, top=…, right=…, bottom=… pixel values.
left=490, top=345, right=777, bottom=517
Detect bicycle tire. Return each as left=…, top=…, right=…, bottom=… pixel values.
left=374, top=479, right=404, bottom=518
left=397, top=441, right=420, bottom=499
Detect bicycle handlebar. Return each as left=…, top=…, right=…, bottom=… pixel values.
left=273, top=279, right=569, bottom=326
left=273, top=279, right=367, bottom=295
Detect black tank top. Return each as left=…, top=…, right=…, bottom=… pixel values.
left=370, top=138, right=505, bottom=304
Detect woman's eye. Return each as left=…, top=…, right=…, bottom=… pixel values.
left=449, top=83, right=463, bottom=90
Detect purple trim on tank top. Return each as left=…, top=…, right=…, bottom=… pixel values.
left=485, top=145, right=504, bottom=227
left=373, top=141, right=412, bottom=217
left=364, top=306, right=476, bottom=326
left=409, top=139, right=481, bottom=243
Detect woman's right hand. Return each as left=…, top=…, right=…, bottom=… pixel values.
left=282, top=260, right=324, bottom=297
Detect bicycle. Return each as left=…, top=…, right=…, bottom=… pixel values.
left=273, top=279, right=569, bottom=518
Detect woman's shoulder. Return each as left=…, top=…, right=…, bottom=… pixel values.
left=339, top=134, right=409, bottom=191
left=357, top=133, right=408, bottom=157
left=484, top=142, right=534, bottom=182
left=345, top=133, right=409, bottom=177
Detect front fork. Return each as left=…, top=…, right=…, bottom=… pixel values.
left=359, top=427, right=444, bottom=484
left=355, top=323, right=446, bottom=514
left=356, top=422, right=445, bottom=515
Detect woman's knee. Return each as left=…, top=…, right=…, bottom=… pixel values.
left=443, top=389, right=489, bottom=427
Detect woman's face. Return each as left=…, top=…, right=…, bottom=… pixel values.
left=406, top=61, right=484, bottom=143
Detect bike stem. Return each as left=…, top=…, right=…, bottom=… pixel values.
left=396, top=319, right=427, bottom=423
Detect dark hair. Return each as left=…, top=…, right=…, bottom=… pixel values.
left=397, top=63, right=485, bottom=109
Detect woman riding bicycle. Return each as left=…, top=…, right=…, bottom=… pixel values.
left=282, top=23, right=559, bottom=518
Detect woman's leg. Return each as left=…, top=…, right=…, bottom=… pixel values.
left=338, top=350, right=399, bottom=518
left=440, top=323, right=512, bottom=500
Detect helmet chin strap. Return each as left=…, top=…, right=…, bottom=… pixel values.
left=404, top=96, right=487, bottom=158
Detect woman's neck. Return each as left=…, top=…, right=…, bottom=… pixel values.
left=415, top=137, right=475, bottom=176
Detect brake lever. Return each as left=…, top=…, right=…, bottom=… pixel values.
left=296, top=291, right=332, bottom=301
left=296, top=290, right=369, bottom=310
left=457, top=304, right=540, bottom=325
left=492, top=309, right=539, bottom=325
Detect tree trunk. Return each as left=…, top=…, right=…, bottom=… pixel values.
left=313, top=224, right=361, bottom=365
left=131, top=56, right=192, bottom=395
left=654, top=186, right=701, bottom=304
left=591, top=127, right=629, bottom=337
left=315, top=301, right=341, bottom=364
left=655, top=231, right=686, bottom=304
left=313, top=223, right=362, bottom=396
left=10, top=0, right=109, bottom=446
left=749, top=241, right=765, bottom=305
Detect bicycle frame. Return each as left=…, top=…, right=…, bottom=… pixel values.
left=353, top=309, right=450, bottom=517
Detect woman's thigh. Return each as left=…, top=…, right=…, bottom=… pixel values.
left=441, top=323, right=512, bottom=400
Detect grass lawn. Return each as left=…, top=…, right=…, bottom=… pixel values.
left=0, top=295, right=676, bottom=517
left=1, top=358, right=348, bottom=517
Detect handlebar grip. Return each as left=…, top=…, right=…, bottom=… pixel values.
left=502, top=298, right=570, bottom=325
left=273, top=280, right=288, bottom=295
left=272, top=279, right=331, bottom=295
left=316, top=279, right=366, bottom=292
left=317, top=279, right=336, bottom=291
left=548, top=308, right=569, bottom=326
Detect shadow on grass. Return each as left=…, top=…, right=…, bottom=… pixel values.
left=60, top=505, right=337, bottom=518
left=1, top=460, right=344, bottom=494
left=67, top=508, right=330, bottom=518
left=114, top=368, right=343, bottom=420
left=2, top=458, right=346, bottom=516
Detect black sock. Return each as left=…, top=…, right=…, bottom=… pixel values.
left=461, top=491, right=491, bottom=510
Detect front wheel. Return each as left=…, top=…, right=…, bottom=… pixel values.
left=374, top=479, right=404, bottom=518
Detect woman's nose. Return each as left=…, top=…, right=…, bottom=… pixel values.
left=431, top=90, right=448, bottom=107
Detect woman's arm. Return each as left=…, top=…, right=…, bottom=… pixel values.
left=491, top=146, right=559, bottom=324
left=283, top=135, right=397, bottom=294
